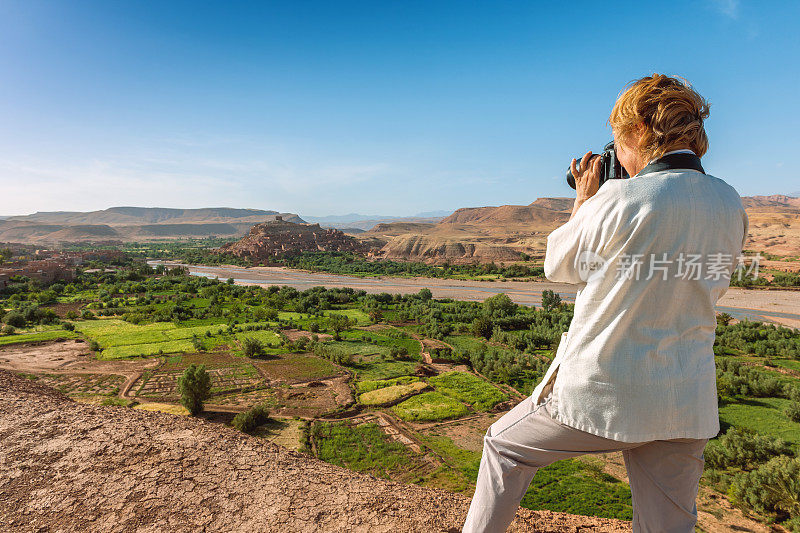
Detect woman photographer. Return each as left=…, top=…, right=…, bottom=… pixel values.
left=463, top=74, right=748, bottom=533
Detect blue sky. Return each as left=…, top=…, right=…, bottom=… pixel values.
left=1, top=0, right=797, bottom=217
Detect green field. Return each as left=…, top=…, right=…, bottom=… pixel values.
left=419, top=433, right=632, bottom=520
left=256, top=354, right=343, bottom=382
left=393, top=391, right=469, bottom=421
left=355, top=376, right=421, bottom=394
left=326, top=340, right=392, bottom=359
left=521, top=459, right=632, bottom=519
left=351, top=360, right=418, bottom=381
left=719, top=396, right=800, bottom=445
left=74, top=319, right=203, bottom=346
left=340, top=328, right=421, bottom=359
left=359, top=381, right=429, bottom=406
left=0, top=328, right=79, bottom=346
left=72, top=318, right=285, bottom=359
left=429, top=371, right=507, bottom=411
left=101, top=339, right=196, bottom=359
left=312, top=421, right=415, bottom=478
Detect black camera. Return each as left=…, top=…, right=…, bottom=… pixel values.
left=566, top=141, right=629, bottom=189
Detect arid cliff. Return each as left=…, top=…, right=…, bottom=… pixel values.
left=367, top=195, right=800, bottom=264
left=368, top=198, right=573, bottom=264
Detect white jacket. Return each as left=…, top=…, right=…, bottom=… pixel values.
left=539, top=163, right=748, bottom=442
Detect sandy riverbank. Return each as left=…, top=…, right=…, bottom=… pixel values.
left=151, top=262, right=800, bottom=329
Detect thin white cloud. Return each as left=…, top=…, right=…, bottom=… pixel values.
left=711, top=0, right=740, bottom=19
left=0, top=149, right=388, bottom=216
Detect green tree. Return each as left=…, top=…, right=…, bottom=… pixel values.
left=716, top=312, right=733, bottom=326
left=368, top=308, right=384, bottom=323
left=242, top=337, right=265, bottom=357
left=483, top=293, right=517, bottom=317
left=471, top=316, right=494, bottom=340
left=541, top=289, right=562, bottom=311
left=177, top=364, right=212, bottom=416
left=328, top=313, right=351, bottom=340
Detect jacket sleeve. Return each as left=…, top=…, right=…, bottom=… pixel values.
left=543, top=193, right=616, bottom=284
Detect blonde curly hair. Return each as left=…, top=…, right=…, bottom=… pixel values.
left=609, top=74, right=710, bottom=161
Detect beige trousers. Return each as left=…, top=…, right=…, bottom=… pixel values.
left=462, top=395, right=707, bottom=533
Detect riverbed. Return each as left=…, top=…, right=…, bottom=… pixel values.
left=149, top=261, right=800, bottom=329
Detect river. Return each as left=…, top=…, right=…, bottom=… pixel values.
left=148, top=261, right=800, bottom=329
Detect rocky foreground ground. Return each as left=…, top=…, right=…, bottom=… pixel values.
left=0, top=370, right=629, bottom=532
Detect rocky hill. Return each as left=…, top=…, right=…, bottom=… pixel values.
left=439, top=199, right=571, bottom=227
left=368, top=198, right=573, bottom=264
left=0, top=371, right=629, bottom=532
left=738, top=195, right=800, bottom=256
left=367, top=195, right=800, bottom=264
left=0, top=207, right=304, bottom=244
left=220, top=219, right=371, bottom=261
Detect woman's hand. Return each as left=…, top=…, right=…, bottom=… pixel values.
left=569, top=151, right=602, bottom=219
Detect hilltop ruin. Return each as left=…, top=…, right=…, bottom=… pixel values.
left=219, top=218, right=372, bottom=262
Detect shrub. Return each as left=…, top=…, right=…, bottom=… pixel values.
left=786, top=401, right=800, bottom=423
left=241, top=337, right=265, bottom=358
left=177, top=364, right=212, bottom=416
left=3, top=311, right=25, bottom=328
left=716, top=312, right=733, bottom=326
left=295, top=336, right=309, bottom=351
left=390, top=345, right=410, bottom=360
left=471, top=316, right=494, bottom=340
left=705, top=427, right=792, bottom=470
left=730, top=456, right=800, bottom=522
left=232, top=404, right=271, bottom=434
left=62, top=322, right=75, bottom=331
left=191, top=335, right=205, bottom=352
left=311, top=342, right=352, bottom=365
left=1, top=325, right=15, bottom=335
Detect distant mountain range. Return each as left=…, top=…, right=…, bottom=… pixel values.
left=302, top=211, right=451, bottom=232
left=2, top=196, right=799, bottom=261
left=0, top=207, right=305, bottom=244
